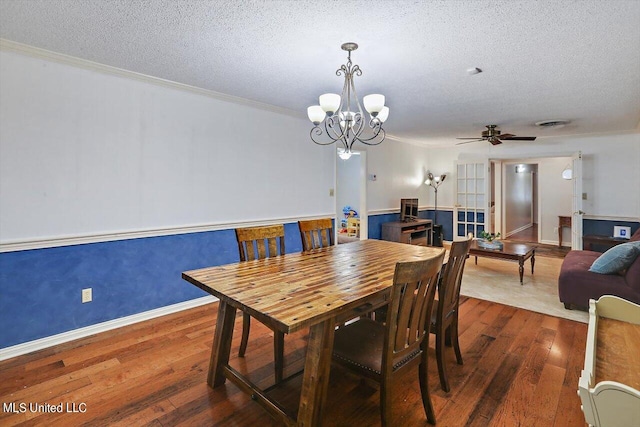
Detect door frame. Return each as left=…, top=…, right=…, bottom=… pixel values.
left=335, top=150, right=368, bottom=242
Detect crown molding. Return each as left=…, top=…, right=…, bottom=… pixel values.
left=0, top=38, right=302, bottom=119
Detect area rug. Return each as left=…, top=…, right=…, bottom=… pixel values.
left=460, top=255, right=588, bottom=323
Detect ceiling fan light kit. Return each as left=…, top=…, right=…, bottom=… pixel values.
left=307, top=42, right=388, bottom=160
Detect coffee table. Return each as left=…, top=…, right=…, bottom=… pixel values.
left=469, top=240, right=536, bottom=285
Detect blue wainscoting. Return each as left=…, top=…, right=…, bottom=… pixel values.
left=0, top=223, right=304, bottom=349
left=583, top=219, right=639, bottom=237
left=0, top=209, right=471, bottom=350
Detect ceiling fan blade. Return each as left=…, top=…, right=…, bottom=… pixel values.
left=498, top=133, right=515, bottom=139
left=501, top=136, right=537, bottom=141
left=456, top=137, right=484, bottom=140
left=489, top=138, right=502, bottom=145
left=455, top=140, right=482, bottom=145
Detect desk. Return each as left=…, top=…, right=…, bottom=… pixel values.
left=182, top=239, right=445, bottom=426
left=381, top=219, right=433, bottom=246
left=558, top=216, right=571, bottom=248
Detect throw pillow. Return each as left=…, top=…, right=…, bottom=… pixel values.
left=589, top=242, right=640, bottom=275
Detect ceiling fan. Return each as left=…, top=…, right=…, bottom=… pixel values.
left=456, top=125, right=537, bottom=145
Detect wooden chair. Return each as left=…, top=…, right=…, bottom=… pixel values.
left=234, top=224, right=286, bottom=383
left=298, top=218, right=334, bottom=251
left=332, top=251, right=445, bottom=426
left=430, top=238, right=472, bottom=392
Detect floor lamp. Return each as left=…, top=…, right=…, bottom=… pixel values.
left=425, top=172, right=446, bottom=246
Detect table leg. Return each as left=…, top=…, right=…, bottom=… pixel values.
left=558, top=225, right=562, bottom=248
left=475, top=256, right=478, bottom=265
left=208, top=301, right=237, bottom=388
left=297, top=318, right=335, bottom=427
left=531, top=251, right=535, bottom=275
left=518, top=258, right=524, bottom=285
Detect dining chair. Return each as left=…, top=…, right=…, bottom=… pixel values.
left=332, top=251, right=445, bottom=426
left=430, top=237, right=472, bottom=392
left=234, top=224, right=286, bottom=383
left=298, top=218, right=334, bottom=251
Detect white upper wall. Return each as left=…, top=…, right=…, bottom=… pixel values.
left=0, top=48, right=435, bottom=246
left=0, top=49, right=337, bottom=243
left=427, top=133, right=640, bottom=221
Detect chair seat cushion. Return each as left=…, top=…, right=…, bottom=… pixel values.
left=333, top=318, right=385, bottom=375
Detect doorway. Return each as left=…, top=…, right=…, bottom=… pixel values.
left=335, top=150, right=367, bottom=244
left=492, top=156, right=573, bottom=247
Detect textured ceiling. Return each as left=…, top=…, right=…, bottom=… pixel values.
left=1, top=0, right=639, bottom=146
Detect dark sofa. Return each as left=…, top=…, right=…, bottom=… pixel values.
left=558, top=228, right=640, bottom=309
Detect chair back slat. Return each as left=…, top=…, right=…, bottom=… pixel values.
left=235, top=225, right=286, bottom=261
left=298, top=219, right=334, bottom=251
left=385, top=251, right=444, bottom=360
left=439, top=239, right=472, bottom=319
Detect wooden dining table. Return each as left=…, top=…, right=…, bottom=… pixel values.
left=182, top=239, right=445, bottom=426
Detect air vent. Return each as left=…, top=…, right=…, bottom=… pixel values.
left=535, top=120, right=569, bottom=128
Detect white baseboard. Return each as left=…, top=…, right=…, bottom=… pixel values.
left=504, top=223, right=533, bottom=238
left=0, top=295, right=218, bottom=361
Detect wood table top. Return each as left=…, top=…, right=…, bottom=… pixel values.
left=469, top=240, right=536, bottom=256
left=182, top=239, right=445, bottom=334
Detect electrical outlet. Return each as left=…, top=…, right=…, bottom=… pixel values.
left=82, top=288, right=92, bottom=303
left=582, top=192, right=588, bottom=200
left=329, top=188, right=334, bottom=197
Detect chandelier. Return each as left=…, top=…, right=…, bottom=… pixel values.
left=307, top=42, right=389, bottom=160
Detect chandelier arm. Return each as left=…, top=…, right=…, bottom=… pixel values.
left=325, top=116, right=347, bottom=141
left=350, top=113, right=365, bottom=142
left=355, top=123, right=385, bottom=146
left=309, top=126, right=339, bottom=146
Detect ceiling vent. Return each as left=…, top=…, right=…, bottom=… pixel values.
left=535, top=120, right=570, bottom=128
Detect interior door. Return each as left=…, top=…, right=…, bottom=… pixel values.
left=571, top=151, right=583, bottom=249
left=454, top=160, right=489, bottom=240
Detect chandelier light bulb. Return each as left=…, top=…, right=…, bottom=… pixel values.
left=307, top=105, right=326, bottom=125
left=363, top=94, right=385, bottom=115
left=338, top=149, right=352, bottom=160
left=377, top=106, right=389, bottom=123
left=319, top=93, right=341, bottom=115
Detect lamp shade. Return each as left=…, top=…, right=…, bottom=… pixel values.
left=307, top=105, right=326, bottom=124
left=319, top=93, right=341, bottom=115
left=363, top=94, right=385, bottom=114
left=377, top=106, right=390, bottom=123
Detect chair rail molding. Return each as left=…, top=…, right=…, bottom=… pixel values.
left=0, top=214, right=335, bottom=252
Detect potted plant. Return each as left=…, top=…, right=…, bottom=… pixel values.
left=477, top=231, right=503, bottom=249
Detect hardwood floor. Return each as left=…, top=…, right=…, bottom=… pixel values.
left=0, top=298, right=588, bottom=426
left=507, top=224, right=539, bottom=243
